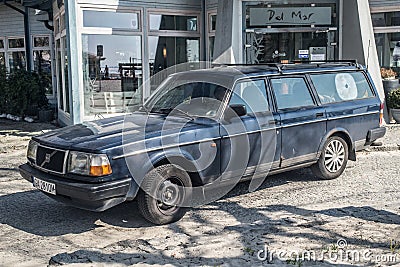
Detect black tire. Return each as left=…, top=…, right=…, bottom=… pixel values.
left=311, top=136, right=349, bottom=180
left=137, top=164, right=192, bottom=225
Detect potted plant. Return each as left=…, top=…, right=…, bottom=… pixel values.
left=387, top=87, right=400, bottom=123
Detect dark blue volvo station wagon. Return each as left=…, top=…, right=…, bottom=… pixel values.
left=20, top=62, right=386, bottom=225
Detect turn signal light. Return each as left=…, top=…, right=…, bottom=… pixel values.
left=380, top=102, right=384, bottom=126
left=90, top=164, right=112, bottom=176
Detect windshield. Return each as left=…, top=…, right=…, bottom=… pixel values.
left=144, top=78, right=229, bottom=118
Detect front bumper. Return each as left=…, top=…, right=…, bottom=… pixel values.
left=19, top=163, right=132, bottom=212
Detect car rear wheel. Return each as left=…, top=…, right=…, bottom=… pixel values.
left=138, top=164, right=192, bottom=225
left=311, top=136, right=349, bottom=180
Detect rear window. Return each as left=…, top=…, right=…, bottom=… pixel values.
left=310, top=72, right=374, bottom=104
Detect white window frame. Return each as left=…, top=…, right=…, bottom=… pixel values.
left=148, top=9, right=201, bottom=36
left=78, top=6, right=144, bottom=121
left=0, top=37, right=5, bottom=68
left=207, top=10, right=217, bottom=62
left=54, top=8, right=70, bottom=115
left=32, top=34, right=55, bottom=99
left=6, top=36, right=26, bottom=72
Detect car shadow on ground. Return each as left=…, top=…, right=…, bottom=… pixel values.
left=0, top=189, right=153, bottom=237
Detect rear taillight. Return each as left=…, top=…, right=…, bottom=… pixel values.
left=379, top=102, right=384, bottom=126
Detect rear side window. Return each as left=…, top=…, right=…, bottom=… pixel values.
left=270, top=77, right=315, bottom=110
left=310, top=72, right=374, bottom=104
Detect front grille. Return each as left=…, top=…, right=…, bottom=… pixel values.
left=35, top=145, right=67, bottom=174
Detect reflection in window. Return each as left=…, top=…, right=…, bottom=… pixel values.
left=34, top=50, right=52, bottom=95
left=148, top=36, right=200, bottom=91
left=310, top=72, right=374, bottom=104
left=210, top=15, right=217, bottom=32
left=230, top=80, right=269, bottom=114
left=63, top=38, right=70, bottom=113
left=271, top=78, right=314, bottom=110
left=149, top=14, right=198, bottom=31
left=82, top=34, right=143, bottom=117
left=0, top=52, right=5, bottom=67
left=375, top=33, right=400, bottom=69
left=56, top=40, right=63, bottom=110
left=0, top=40, right=4, bottom=49
left=34, top=36, right=50, bottom=47
left=83, top=11, right=139, bottom=30
left=8, top=51, right=26, bottom=71
left=8, top=38, right=25, bottom=49
left=146, top=81, right=228, bottom=118
left=372, top=12, right=400, bottom=27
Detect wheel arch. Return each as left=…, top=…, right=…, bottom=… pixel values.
left=148, top=150, right=203, bottom=186
left=318, top=128, right=356, bottom=161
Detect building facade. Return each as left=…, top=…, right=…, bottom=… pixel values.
left=1, top=0, right=398, bottom=125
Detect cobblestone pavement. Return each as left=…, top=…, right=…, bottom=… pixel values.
left=0, top=119, right=399, bottom=266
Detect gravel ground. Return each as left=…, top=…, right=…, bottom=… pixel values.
left=0, top=119, right=400, bottom=267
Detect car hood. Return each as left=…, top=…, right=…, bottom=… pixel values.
left=33, top=113, right=217, bottom=153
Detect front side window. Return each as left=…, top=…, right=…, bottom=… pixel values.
left=229, top=79, right=269, bottom=114
left=271, top=77, right=314, bottom=110
left=310, top=72, right=374, bottom=104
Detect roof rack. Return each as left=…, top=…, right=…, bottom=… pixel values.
left=290, top=60, right=361, bottom=69
left=212, top=60, right=362, bottom=73
left=212, top=63, right=284, bottom=74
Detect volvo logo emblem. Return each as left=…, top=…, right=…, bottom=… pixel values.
left=41, top=152, right=55, bottom=167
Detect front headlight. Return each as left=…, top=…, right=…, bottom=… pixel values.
left=68, top=152, right=112, bottom=177
left=27, top=140, right=38, bottom=162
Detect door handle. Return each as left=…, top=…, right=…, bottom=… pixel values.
left=316, top=112, right=324, bottom=118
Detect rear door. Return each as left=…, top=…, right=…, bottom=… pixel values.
left=269, top=76, right=327, bottom=168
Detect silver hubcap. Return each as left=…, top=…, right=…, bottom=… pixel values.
left=324, top=140, right=345, bottom=173
left=158, top=180, right=180, bottom=207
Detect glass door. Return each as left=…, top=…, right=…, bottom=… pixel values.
left=246, top=29, right=337, bottom=64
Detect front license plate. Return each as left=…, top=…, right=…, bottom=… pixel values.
left=33, top=177, right=56, bottom=195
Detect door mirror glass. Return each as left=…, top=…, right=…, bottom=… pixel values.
left=229, top=104, right=247, bottom=117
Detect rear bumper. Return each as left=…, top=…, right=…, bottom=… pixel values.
left=19, top=163, right=132, bottom=212
left=366, top=127, right=386, bottom=144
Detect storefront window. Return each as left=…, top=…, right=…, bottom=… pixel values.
left=150, top=14, right=198, bottom=31
left=375, top=33, right=400, bottom=70
left=148, top=36, right=200, bottom=91
left=83, top=10, right=139, bottom=30
left=244, top=3, right=337, bottom=64
left=0, top=39, right=4, bottom=49
left=372, top=12, right=400, bottom=27
left=82, top=34, right=142, bottom=116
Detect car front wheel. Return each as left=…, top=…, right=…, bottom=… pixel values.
left=311, top=136, right=349, bottom=180
left=137, top=164, right=192, bottom=225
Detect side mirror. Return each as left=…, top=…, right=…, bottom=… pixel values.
left=228, top=104, right=247, bottom=117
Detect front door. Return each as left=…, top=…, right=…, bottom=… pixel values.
left=220, top=79, right=281, bottom=182
left=269, top=76, right=327, bottom=168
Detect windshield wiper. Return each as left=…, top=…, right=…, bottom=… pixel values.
left=172, top=108, right=196, bottom=120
